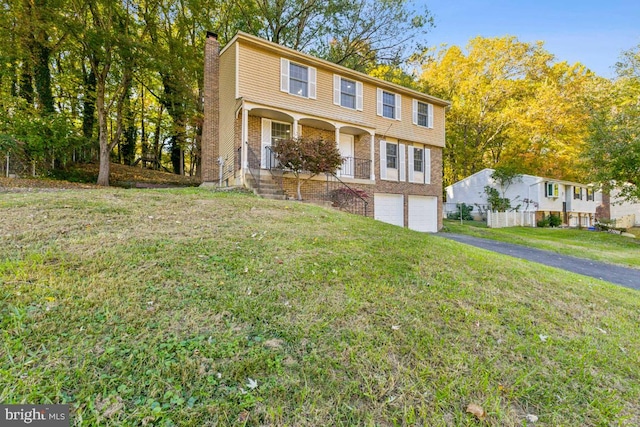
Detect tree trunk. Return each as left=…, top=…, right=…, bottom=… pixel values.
left=96, top=67, right=110, bottom=186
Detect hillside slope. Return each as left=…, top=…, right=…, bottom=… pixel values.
left=1, top=189, right=639, bottom=426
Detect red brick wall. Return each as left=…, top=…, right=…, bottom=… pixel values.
left=201, top=32, right=220, bottom=183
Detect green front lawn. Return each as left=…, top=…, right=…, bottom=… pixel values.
left=2, top=189, right=639, bottom=426
left=443, top=219, right=640, bottom=269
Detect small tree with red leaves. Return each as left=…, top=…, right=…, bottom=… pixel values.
left=272, top=137, right=343, bottom=200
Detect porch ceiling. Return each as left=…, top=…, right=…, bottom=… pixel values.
left=248, top=108, right=294, bottom=122
left=298, top=117, right=335, bottom=131
left=339, top=125, right=370, bottom=136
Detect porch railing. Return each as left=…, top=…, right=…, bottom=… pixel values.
left=325, top=173, right=369, bottom=216
left=339, top=156, right=371, bottom=180
left=253, top=146, right=369, bottom=216
left=245, top=143, right=262, bottom=190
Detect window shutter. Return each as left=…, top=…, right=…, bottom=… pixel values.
left=280, top=59, right=289, bottom=93
left=395, top=94, right=402, bottom=120
left=379, top=140, right=387, bottom=180
left=356, top=82, right=363, bottom=111
left=408, top=146, right=415, bottom=182
left=308, top=66, right=317, bottom=99
left=376, top=88, right=383, bottom=116
left=428, top=103, right=434, bottom=128
left=424, top=148, right=431, bottom=184
left=412, top=100, right=418, bottom=125
left=333, top=75, right=340, bottom=105
left=545, top=183, right=549, bottom=197
left=399, top=143, right=406, bottom=181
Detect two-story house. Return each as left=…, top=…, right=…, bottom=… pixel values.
left=201, top=31, right=449, bottom=232
left=445, top=169, right=603, bottom=227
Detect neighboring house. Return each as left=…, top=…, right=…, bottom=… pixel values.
left=201, top=31, right=450, bottom=232
left=445, top=169, right=603, bottom=227
left=601, top=188, right=640, bottom=227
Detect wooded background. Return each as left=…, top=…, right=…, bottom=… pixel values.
left=1, top=0, right=638, bottom=197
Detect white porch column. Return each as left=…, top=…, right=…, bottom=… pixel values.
left=335, top=126, right=342, bottom=177
left=293, top=118, right=299, bottom=138
left=369, top=131, right=376, bottom=181
left=241, top=106, right=249, bottom=185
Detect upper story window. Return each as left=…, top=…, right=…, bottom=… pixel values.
left=386, top=143, right=398, bottom=169
left=573, top=186, right=583, bottom=200
left=281, top=58, right=316, bottom=99
left=377, top=88, right=401, bottom=120
left=586, top=188, right=595, bottom=201
left=545, top=182, right=559, bottom=198
left=333, top=75, right=363, bottom=110
left=413, top=100, right=434, bottom=128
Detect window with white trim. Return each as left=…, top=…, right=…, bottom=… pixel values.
left=386, top=143, right=398, bottom=169
left=586, top=188, right=594, bottom=201
left=545, top=182, right=559, bottom=198
left=408, top=146, right=430, bottom=184
left=377, top=89, right=401, bottom=120
left=413, top=148, right=423, bottom=172
left=333, top=76, right=363, bottom=110
left=573, top=186, right=582, bottom=200
left=413, top=100, right=434, bottom=128
left=271, top=122, right=291, bottom=144
left=280, top=58, right=316, bottom=99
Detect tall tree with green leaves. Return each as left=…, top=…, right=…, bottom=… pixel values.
left=585, top=45, right=640, bottom=202
left=420, top=36, right=596, bottom=187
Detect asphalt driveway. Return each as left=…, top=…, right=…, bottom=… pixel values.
left=438, top=233, right=640, bottom=290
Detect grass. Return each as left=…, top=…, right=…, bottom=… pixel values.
left=443, top=219, right=640, bottom=269
left=1, top=189, right=639, bottom=426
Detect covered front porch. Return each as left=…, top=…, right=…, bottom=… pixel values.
left=239, top=102, right=376, bottom=183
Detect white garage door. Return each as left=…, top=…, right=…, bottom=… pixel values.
left=408, top=195, right=438, bottom=232
left=374, top=193, right=404, bottom=227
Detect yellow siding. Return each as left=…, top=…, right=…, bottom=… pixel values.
left=234, top=39, right=446, bottom=148
left=219, top=42, right=237, bottom=162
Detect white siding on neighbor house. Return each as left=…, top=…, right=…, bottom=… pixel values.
left=445, top=168, right=601, bottom=215
left=610, top=189, right=640, bottom=226
left=446, top=169, right=542, bottom=210
left=536, top=182, right=566, bottom=212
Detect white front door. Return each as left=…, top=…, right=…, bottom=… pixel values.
left=339, top=134, right=354, bottom=177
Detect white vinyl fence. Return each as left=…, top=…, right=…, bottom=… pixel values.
left=487, top=211, right=536, bottom=228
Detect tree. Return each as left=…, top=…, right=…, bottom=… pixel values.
left=584, top=45, right=640, bottom=202
left=271, top=137, right=342, bottom=200
left=419, top=37, right=596, bottom=187
left=491, top=165, right=522, bottom=199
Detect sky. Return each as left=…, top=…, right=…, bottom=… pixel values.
left=421, top=1, right=640, bottom=78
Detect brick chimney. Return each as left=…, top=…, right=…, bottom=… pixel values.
left=201, top=31, right=220, bottom=183
left=596, top=190, right=611, bottom=221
